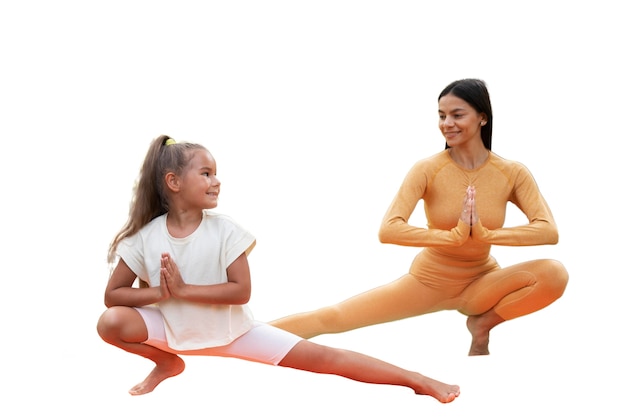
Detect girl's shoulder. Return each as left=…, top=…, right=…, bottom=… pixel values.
left=201, top=210, right=256, bottom=255
left=201, top=210, right=248, bottom=232
left=202, top=209, right=236, bottom=224
left=134, top=213, right=167, bottom=237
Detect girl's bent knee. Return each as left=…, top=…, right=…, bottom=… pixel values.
left=97, top=307, right=124, bottom=339
left=96, top=306, right=144, bottom=342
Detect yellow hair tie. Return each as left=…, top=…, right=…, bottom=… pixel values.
left=164, top=138, right=176, bottom=146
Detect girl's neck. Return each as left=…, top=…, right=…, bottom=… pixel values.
left=166, top=209, right=203, bottom=238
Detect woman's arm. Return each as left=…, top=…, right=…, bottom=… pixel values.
left=471, top=166, right=558, bottom=246
left=160, top=252, right=251, bottom=305
left=380, top=217, right=471, bottom=247
left=378, top=162, right=470, bottom=247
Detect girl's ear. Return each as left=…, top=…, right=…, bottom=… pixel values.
left=165, top=172, right=180, bottom=192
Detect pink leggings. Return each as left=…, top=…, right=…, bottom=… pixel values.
left=134, top=306, right=302, bottom=365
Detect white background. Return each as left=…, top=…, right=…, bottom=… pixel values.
left=1, top=1, right=623, bottom=416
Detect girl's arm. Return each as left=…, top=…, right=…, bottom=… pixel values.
left=161, top=252, right=251, bottom=305
left=103, top=259, right=167, bottom=308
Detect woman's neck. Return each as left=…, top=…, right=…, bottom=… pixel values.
left=447, top=144, right=489, bottom=170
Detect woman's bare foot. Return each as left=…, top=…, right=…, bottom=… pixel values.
left=129, top=356, right=186, bottom=396
left=466, top=310, right=505, bottom=356
left=412, top=373, right=460, bottom=403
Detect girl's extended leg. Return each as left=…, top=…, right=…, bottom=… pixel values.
left=96, top=306, right=186, bottom=395
left=279, top=340, right=460, bottom=403
left=270, top=273, right=449, bottom=339
left=459, top=259, right=569, bottom=355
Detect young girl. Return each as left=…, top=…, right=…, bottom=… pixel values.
left=96, top=135, right=460, bottom=403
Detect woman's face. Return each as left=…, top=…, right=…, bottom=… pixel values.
left=438, top=94, right=486, bottom=148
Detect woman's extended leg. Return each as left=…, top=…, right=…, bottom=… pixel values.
left=459, top=259, right=569, bottom=355
left=96, top=306, right=186, bottom=395
left=270, top=273, right=451, bottom=339
left=278, top=340, right=460, bottom=403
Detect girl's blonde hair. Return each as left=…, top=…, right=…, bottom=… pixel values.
left=107, top=134, right=207, bottom=263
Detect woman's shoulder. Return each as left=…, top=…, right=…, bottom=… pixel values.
left=487, top=152, right=538, bottom=187
left=406, top=150, right=453, bottom=176
left=488, top=152, right=531, bottom=173
left=410, top=150, right=450, bottom=168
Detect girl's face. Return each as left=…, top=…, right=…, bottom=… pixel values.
left=179, top=150, right=221, bottom=210
left=438, top=94, right=486, bottom=148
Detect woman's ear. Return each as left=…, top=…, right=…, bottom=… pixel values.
left=165, top=172, right=180, bottom=192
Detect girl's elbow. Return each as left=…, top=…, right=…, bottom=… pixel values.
left=103, top=295, right=115, bottom=308
left=236, top=287, right=252, bottom=304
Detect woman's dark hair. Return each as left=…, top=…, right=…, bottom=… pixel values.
left=439, top=78, right=493, bottom=150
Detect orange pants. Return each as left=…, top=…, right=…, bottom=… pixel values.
left=271, top=249, right=569, bottom=339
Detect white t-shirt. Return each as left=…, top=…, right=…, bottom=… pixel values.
left=117, top=210, right=256, bottom=350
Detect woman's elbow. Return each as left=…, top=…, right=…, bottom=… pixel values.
left=379, top=217, right=406, bottom=244
left=542, top=223, right=559, bottom=244
left=549, top=228, right=559, bottom=244
left=378, top=226, right=394, bottom=244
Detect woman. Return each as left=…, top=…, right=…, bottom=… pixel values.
left=271, top=78, right=569, bottom=355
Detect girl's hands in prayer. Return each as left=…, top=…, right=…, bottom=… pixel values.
left=160, top=252, right=185, bottom=299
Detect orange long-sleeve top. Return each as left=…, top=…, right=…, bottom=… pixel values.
left=379, top=150, right=558, bottom=261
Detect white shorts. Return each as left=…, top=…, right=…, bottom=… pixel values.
left=133, top=306, right=302, bottom=365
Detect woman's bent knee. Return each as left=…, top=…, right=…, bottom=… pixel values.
left=537, top=259, right=569, bottom=300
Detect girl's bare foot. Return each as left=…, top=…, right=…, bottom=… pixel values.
left=412, top=373, right=460, bottom=403
left=129, top=356, right=186, bottom=396
left=466, top=310, right=505, bottom=356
